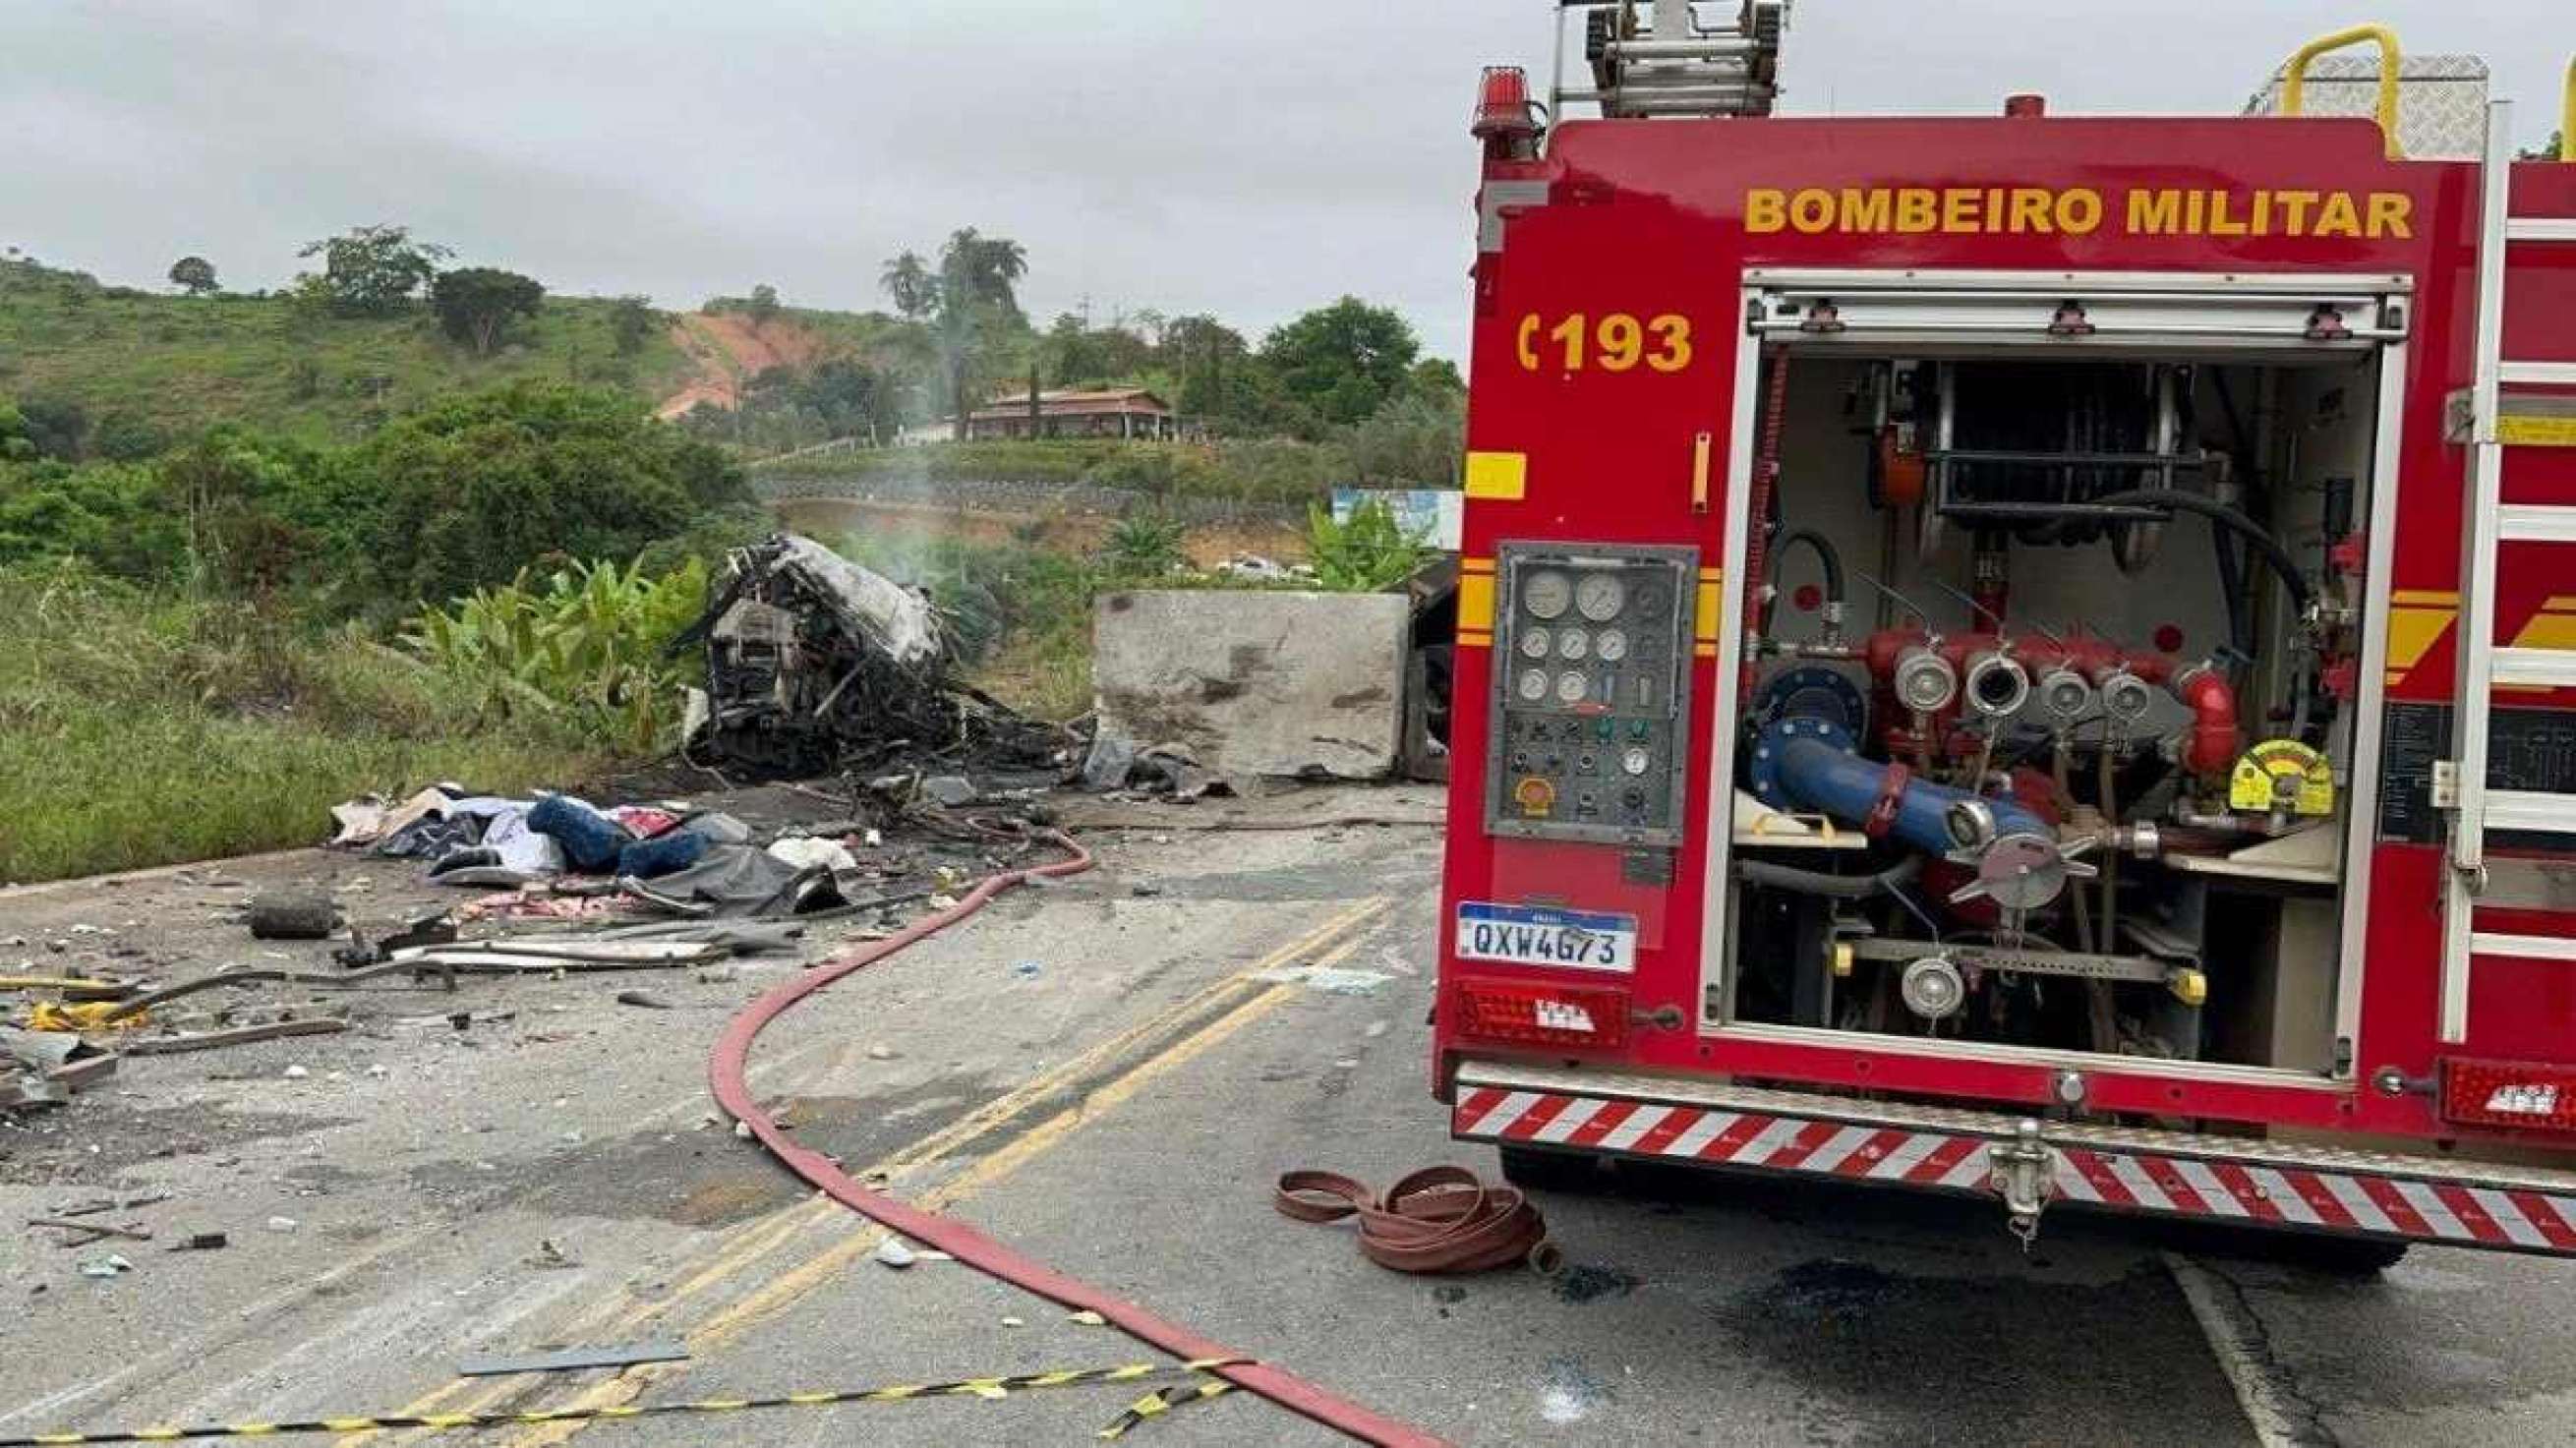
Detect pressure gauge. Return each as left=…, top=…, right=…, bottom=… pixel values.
left=1519, top=626, right=1552, bottom=660
left=1523, top=570, right=1572, bottom=620
left=1555, top=670, right=1590, bottom=705
left=1620, top=746, right=1653, bottom=776
left=1576, top=572, right=1627, bottom=621
left=1558, top=627, right=1590, bottom=661
left=1595, top=628, right=1629, bottom=662
left=1517, top=668, right=1551, bottom=702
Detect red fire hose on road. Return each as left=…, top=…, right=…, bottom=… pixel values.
left=706, top=827, right=1447, bottom=1448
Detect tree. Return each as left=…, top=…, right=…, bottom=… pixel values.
left=1261, top=298, right=1422, bottom=429
left=746, top=283, right=781, bottom=329
left=1407, top=357, right=1465, bottom=404
left=880, top=252, right=935, bottom=320
left=1045, top=314, right=1146, bottom=387
left=1344, top=391, right=1464, bottom=487
left=2523, top=131, right=2568, bottom=162
left=353, top=382, right=748, bottom=604
left=925, top=228, right=1031, bottom=438
left=295, top=224, right=451, bottom=315
left=610, top=295, right=659, bottom=356
left=167, top=256, right=218, bottom=296
left=429, top=266, right=546, bottom=356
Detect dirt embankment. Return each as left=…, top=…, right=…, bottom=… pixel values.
left=656, top=312, right=834, bottom=420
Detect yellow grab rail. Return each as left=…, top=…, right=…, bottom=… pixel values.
left=2561, top=54, right=2573, bottom=161
left=2279, top=23, right=2404, bottom=159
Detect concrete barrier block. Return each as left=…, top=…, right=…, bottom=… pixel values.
left=1091, top=589, right=1412, bottom=782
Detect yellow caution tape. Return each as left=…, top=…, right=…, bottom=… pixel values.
left=0, top=1361, right=1245, bottom=1445
left=1096, top=1379, right=1238, bottom=1439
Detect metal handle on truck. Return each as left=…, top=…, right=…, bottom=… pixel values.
left=2278, top=23, right=2405, bottom=159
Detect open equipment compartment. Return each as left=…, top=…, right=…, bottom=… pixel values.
left=1708, top=269, right=2406, bottom=1080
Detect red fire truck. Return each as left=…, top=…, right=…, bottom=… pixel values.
left=1436, top=4, right=2576, bottom=1266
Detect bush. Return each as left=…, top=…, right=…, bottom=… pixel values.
left=403, top=556, right=710, bottom=753
left=1105, top=513, right=1187, bottom=576
left=353, top=381, right=748, bottom=605
left=1306, top=497, right=1427, bottom=592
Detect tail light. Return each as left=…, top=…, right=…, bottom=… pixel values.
left=2439, top=1058, right=2576, bottom=1131
left=1453, top=978, right=1630, bottom=1049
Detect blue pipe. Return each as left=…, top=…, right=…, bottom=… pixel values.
left=1756, top=721, right=2047, bottom=858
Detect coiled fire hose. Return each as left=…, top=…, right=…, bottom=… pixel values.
left=1274, top=1167, right=1560, bottom=1275
left=707, top=825, right=1446, bottom=1448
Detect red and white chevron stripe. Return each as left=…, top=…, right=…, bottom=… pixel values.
left=1452, top=1086, right=2576, bottom=1253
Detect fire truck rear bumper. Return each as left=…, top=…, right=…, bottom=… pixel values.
left=1451, top=1061, right=2576, bottom=1256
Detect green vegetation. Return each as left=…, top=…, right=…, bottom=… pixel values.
left=0, top=381, right=758, bottom=882
left=0, top=256, right=690, bottom=443
left=1103, top=514, right=1189, bottom=577
left=0, top=379, right=751, bottom=611
left=429, top=266, right=548, bottom=356
left=0, top=219, right=1466, bottom=880
left=403, top=557, right=711, bottom=754
left=1307, top=498, right=1430, bottom=593
left=0, top=563, right=604, bottom=883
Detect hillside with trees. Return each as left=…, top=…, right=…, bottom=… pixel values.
left=0, top=220, right=1467, bottom=881
left=0, top=232, right=694, bottom=448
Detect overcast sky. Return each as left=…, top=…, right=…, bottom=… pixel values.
left=3, top=2, right=2566, bottom=359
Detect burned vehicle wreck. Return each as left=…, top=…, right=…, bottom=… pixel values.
left=670, top=534, right=1059, bottom=781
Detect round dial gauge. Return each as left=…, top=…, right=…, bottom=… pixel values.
left=1519, top=626, right=1552, bottom=660
left=1555, top=670, right=1590, bottom=705
left=1522, top=570, right=1572, bottom=620
left=1576, top=572, right=1626, bottom=621
left=1621, top=746, right=1653, bottom=777
left=1557, top=627, right=1590, bottom=661
left=1594, top=627, right=1629, bottom=662
left=1516, top=668, right=1551, bottom=702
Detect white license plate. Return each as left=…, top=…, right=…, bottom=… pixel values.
left=1454, top=902, right=1638, bottom=973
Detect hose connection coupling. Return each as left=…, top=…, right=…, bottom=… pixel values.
left=1893, top=644, right=1959, bottom=715
left=2036, top=666, right=2093, bottom=724
left=1963, top=648, right=2031, bottom=720
left=2097, top=668, right=2157, bottom=727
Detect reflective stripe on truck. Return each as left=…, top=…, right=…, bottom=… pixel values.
left=1452, top=1063, right=2576, bottom=1255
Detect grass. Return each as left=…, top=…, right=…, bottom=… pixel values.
left=0, top=565, right=610, bottom=883
left=0, top=258, right=694, bottom=445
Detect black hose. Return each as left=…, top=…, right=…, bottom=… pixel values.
left=2212, top=525, right=2251, bottom=665
left=2083, top=489, right=2313, bottom=615
left=1770, top=528, right=1845, bottom=604
left=1736, top=855, right=1922, bottom=899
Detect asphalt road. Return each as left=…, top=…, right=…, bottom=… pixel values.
left=4, top=784, right=2572, bottom=1447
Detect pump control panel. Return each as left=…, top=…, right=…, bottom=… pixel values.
left=1484, top=543, right=1698, bottom=846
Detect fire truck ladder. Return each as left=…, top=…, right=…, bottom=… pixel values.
left=2441, top=95, right=2576, bottom=1042
left=1551, top=0, right=1786, bottom=120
